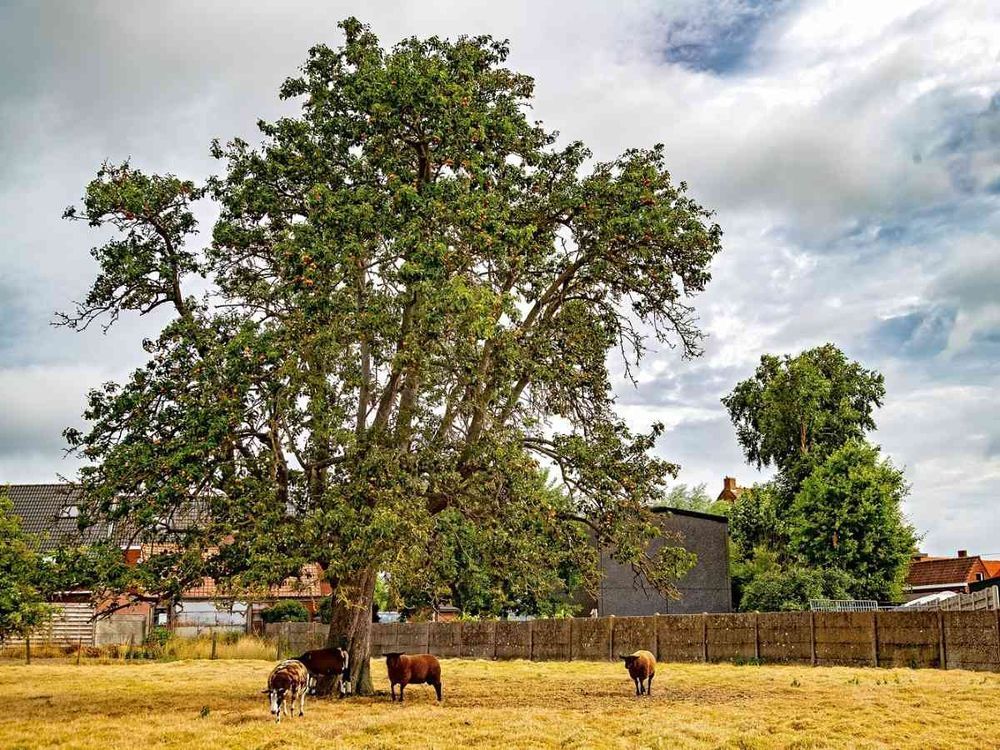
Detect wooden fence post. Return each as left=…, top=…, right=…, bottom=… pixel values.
left=809, top=612, right=817, bottom=666
left=210, top=630, right=218, bottom=660
left=25, top=637, right=31, bottom=665
left=76, top=635, right=83, bottom=666
left=528, top=620, right=535, bottom=662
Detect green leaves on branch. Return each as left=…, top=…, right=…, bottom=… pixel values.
left=60, top=18, right=721, bottom=616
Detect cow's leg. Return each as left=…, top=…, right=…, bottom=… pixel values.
left=399, top=684, right=405, bottom=704
left=299, top=686, right=306, bottom=716
left=634, top=677, right=641, bottom=696
left=390, top=683, right=396, bottom=702
left=646, top=675, right=653, bottom=696
left=433, top=681, right=442, bottom=701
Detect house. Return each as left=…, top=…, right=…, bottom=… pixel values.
left=904, top=550, right=1000, bottom=601
left=580, top=506, right=732, bottom=616
left=5, top=483, right=331, bottom=642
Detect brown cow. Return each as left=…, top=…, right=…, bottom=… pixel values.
left=621, top=650, right=656, bottom=696
left=385, top=652, right=442, bottom=703
left=296, top=647, right=351, bottom=697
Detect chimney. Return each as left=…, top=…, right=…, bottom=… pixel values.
left=957, top=550, right=968, bottom=558
left=724, top=477, right=737, bottom=492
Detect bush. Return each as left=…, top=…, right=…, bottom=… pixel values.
left=260, top=600, right=309, bottom=623
left=145, top=626, right=173, bottom=649
left=318, top=596, right=332, bottom=624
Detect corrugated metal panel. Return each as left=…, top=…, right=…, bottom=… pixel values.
left=7, top=602, right=96, bottom=646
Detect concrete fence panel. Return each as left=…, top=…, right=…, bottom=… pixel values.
left=531, top=619, right=572, bottom=660
left=875, top=611, right=940, bottom=668
left=613, top=616, right=657, bottom=658
left=656, top=615, right=706, bottom=662
left=370, top=623, right=397, bottom=657
left=814, top=612, right=876, bottom=666
left=460, top=621, right=496, bottom=659
left=943, top=611, right=1000, bottom=671
left=571, top=617, right=613, bottom=661
left=395, top=622, right=430, bottom=654
left=495, top=620, right=531, bottom=660
left=428, top=622, right=463, bottom=658
left=757, top=612, right=812, bottom=662
left=707, top=613, right=757, bottom=662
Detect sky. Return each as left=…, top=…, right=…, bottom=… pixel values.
left=1, top=0, right=998, bottom=557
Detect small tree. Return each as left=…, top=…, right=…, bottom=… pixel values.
left=789, top=440, right=916, bottom=602
left=0, top=491, right=51, bottom=643
left=736, top=548, right=854, bottom=612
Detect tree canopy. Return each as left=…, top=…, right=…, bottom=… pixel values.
left=61, top=19, right=722, bottom=691
left=0, top=491, right=51, bottom=643
left=722, top=344, right=885, bottom=492
left=722, top=345, right=916, bottom=610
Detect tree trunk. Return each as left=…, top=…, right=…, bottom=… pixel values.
left=321, top=566, right=377, bottom=697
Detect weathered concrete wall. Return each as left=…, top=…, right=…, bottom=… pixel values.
left=757, top=612, right=812, bottom=662
left=271, top=611, right=1000, bottom=672
left=95, top=615, right=147, bottom=646
left=530, top=619, right=571, bottom=660
left=814, top=612, right=877, bottom=666
left=943, top=611, right=1000, bottom=671
left=656, top=615, right=706, bottom=662
left=495, top=620, right=531, bottom=660
left=612, top=616, right=657, bottom=657
left=571, top=617, right=612, bottom=661
left=876, top=611, right=941, bottom=668
left=707, top=613, right=756, bottom=662
left=586, top=509, right=732, bottom=616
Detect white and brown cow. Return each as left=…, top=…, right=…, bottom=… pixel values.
left=263, top=659, right=309, bottom=723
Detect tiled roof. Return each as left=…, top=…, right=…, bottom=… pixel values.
left=906, top=556, right=988, bottom=587
left=4, top=483, right=113, bottom=551
left=984, top=560, right=1000, bottom=579
left=182, top=563, right=330, bottom=600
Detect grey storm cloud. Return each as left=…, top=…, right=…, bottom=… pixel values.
left=1, top=0, right=998, bottom=555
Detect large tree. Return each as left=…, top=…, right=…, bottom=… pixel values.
left=722, top=344, right=885, bottom=496
left=61, top=19, right=722, bottom=692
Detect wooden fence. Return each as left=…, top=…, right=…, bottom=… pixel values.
left=267, top=609, right=1000, bottom=672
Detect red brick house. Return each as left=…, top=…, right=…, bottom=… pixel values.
left=6, top=483, right=331, bottom=641
left=904, top=550, right=1000, bottom=601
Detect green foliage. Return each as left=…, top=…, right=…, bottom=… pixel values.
left=656, top=483, right=728, bottom=515
left=60, top=19, right=720, bottom=646
left=723, top=345, right=916, bottom=611
left=260, top=600, right=310, bottom=623
left=722, top=344, right=885, bottom=493
left=789, top=441, right=916, bottom=601
left=145, top=626, right=173, bottom=649
left=0, top=491, right=52, bottom=642
left=736, top=548, right=854, bottom=612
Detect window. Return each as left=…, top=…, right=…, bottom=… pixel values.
left=975, top=573, right=985, bottom=582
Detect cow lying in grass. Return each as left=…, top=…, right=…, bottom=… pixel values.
left=385, top=652, right=442, bottom=703
left=263, top=659, right=309, bottom=722
left=621, top=650, right=656, bottom=696
left=295, top=647, right=351, bottom=697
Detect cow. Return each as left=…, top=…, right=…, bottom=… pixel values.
left=295, top=647, right=352, bottom=697
left=263, top=659, right=309, bottom=722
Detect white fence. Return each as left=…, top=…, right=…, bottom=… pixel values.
left=905, top=587, right=999, bottom=612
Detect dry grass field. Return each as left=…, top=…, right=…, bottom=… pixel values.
left=0, top=657, right=997, bottom=749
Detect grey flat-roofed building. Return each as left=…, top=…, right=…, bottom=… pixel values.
left=584, top=507, right=732, bottom=615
